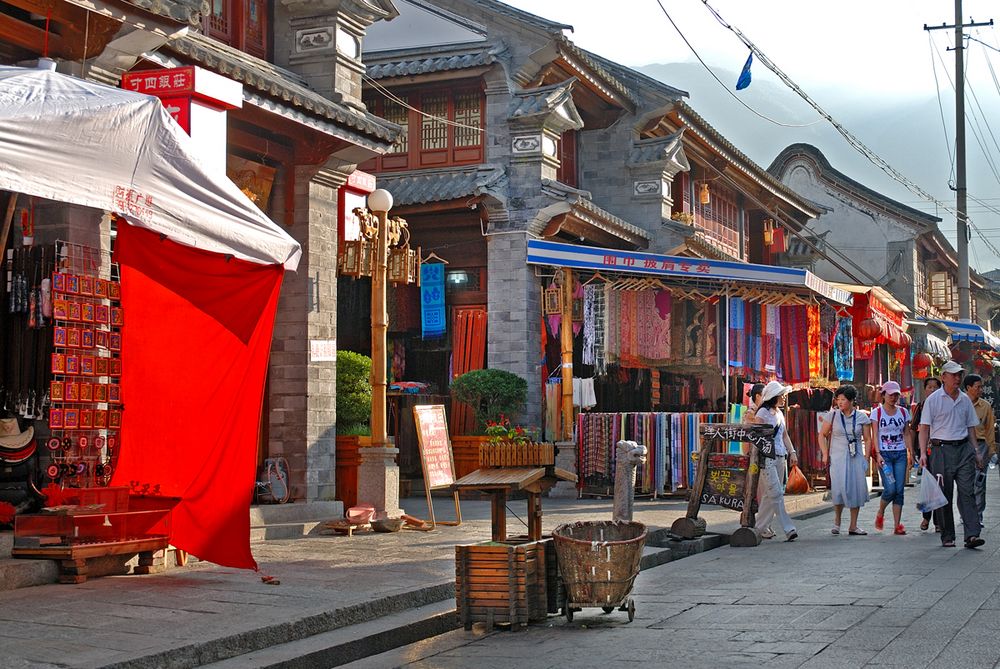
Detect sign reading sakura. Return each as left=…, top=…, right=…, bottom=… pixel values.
left=121, top=67, right=195, bottom=96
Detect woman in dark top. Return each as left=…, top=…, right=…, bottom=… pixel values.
left=911, top=376, right=941, bottom=531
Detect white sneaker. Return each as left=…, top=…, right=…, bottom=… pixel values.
left=831, top=526, right=841, bottom=535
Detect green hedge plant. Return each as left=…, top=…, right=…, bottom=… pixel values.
left=336, top=350, right=372, bottom=436
left=450, top=368, right=528, bottom=433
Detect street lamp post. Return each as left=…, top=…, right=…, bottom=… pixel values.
left=368, top=188, right=392, bottom=450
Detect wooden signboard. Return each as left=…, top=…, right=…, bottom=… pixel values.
left=412, top=404, right=462, bottom=528
left=671, top=423, right=775, bottom=546
left=699, top=454, right=751, bottom=512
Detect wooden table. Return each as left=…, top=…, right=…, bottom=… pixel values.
left=453, top=466, right=576, bottom=542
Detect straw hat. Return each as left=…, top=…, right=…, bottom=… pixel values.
left=0, top=418, right=33, bottom=449
left=760, top=381, right=792, bottom=403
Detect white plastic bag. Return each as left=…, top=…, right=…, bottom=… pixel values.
left=917, top=469, right=949, bottom=513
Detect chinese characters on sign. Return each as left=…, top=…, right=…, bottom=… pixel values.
left=420, top=263, right=446, bottom=338
left=121, top=67, right=194, bottom=96
left=413, top=405, right=456, bottom=489
left=600, top=254, right=711, bottom=275
left=111, top=186, right=154, bottom=222
left=701, top=424, right=776, bottom=458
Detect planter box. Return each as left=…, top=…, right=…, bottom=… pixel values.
left=450, top=435, right=489, bottom=480
left=455, top=537, right=553, bottom=631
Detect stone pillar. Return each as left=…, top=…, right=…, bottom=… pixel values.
left=269, top=163, right=351, bottom=503
left=357, top=446, right=403, bottom=520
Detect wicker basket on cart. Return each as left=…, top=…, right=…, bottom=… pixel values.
left=551, top=520, right=646, bottom=621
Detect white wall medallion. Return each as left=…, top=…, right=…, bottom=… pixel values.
left=512, top=135, right=542, bottom=153
left=296, top=27, right=334, bottom=53
left=633, top=180, right=660, bottom=195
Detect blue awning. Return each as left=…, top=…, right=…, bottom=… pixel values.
left=526, top=239, right=853, bottom=305
left=917, top=318, right=1000, bottom=351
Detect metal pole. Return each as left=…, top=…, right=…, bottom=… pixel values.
left=370, top=209, right=388, bottom=448
left=955, top=0, right=970, bottom=321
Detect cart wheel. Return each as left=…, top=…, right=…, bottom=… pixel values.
left=564, top=605, right=574, bottom=622
left=602, top=606, right=615, bottom=614
left=627, top=599, right=635, bottom=622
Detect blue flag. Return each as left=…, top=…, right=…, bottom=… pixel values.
left=736, top=52, right=752, bottom=90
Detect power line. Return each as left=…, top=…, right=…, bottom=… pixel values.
left=927, top=31, right=956, bottom=176
left=652, top=0, right=822, bottom=128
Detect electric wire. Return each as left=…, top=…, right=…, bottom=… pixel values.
left=928, top=31, right=956, bottom=177
left=652, top=0, right=822, bottom=128
left=697, top=0, right=1000, bottom=263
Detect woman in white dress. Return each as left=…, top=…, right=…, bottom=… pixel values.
left=753, top=381, right=798, bottom=542
left=819, top=384, right=873, bottom=535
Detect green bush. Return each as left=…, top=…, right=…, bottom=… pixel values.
left=337, top=351, right=372, bottom=435
left=450, top=368, right=528, bottom=433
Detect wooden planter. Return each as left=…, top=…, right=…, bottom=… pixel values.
left=450, top=435, right=490, bottom=479
left=335, top=435, right=370, bottom=509
left=455, top=537, right=555, bottom=631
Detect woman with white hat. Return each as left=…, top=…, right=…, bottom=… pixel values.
left=819, top=384, right=873, bottom=536
left=754, top=381, right=798, bottom=542
left=872, top=380, right=912, bottom=535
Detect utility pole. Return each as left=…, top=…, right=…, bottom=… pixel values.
left=925, top=4, right=993, bottom=321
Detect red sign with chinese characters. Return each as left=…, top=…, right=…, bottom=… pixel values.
left=121, top=67, right=195, bottom=96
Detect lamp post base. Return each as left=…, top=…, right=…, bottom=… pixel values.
left=356, top=446, right=404, bottom=520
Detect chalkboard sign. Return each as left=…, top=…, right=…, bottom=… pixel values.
left=700, top=454, right=751, bottom=512
left=412, top=405, right=462, bottom=528
left=413, top=404, right=456, bottom=489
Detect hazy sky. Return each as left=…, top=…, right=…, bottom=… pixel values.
left=501, top=0, right=1000, bottom=269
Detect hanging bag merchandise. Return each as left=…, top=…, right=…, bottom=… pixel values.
left=917, top=469, right=949, bottom=514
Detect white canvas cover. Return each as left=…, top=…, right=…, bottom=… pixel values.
left=0, top=65, right=301, bottom=270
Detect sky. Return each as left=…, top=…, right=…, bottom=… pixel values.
left=500, top=0, right=1000, bottom=270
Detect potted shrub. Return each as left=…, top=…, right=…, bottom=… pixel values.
left=335, top=351, right=373, bottom=508
left=449, top=368, right=528, bottom=477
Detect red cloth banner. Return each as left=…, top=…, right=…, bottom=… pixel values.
left=111, top=222, right=283, bottom=570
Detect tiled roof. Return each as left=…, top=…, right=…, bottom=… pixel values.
left=627, top=130, right=688, bottom=170
left=169, top=32, right=400, bottom=144
left=509, top=78, right=578, bottom=120
left=582, top=49, right=688, bottom=102
left=467, top=0, right=571, bottom=33
left=555, top=37, right=638, bottom=107
left=366, top=42, right=502, bottom=79
left=768, top=143, right=942, bottom=226
left=121, top=0, right=204, bottom=25
left=375, top=164, right=507, bottom=206
left=541, top=180, right=650, bottom=246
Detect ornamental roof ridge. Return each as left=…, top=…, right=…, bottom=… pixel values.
left=627, top=129, right=689, bottom=169
left=366, top=42, right=503, bottom=79
left=120, top=0, right=205, bottom=26
left=373, top=163, right=508, bottom=206
left=465, top=0, right=572, bottom=34
left=169, top=32, right=400, bottom=144
left=508, top=78, right=579, bottom=121
left=541, top=179, right=649, bottom=244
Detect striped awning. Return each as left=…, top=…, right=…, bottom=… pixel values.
left=526, top=239, right=853, bottom=305
left=918, top=318, right=1000, bottom=351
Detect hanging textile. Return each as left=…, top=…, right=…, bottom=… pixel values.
left=779, top=305, right=810, bottom=383
left=728, top=297, right=745, bottom=368
left=819, top=303, right=838, bottom=349
left=834, top=317, right=854, bottom=380
left=704, top=298, right=718, bottom=366
left=808, top=304, right=822, bottom=379
left=763, top=304, right=778, bottom=373
left=420, top=262, right=446, bottom=338
left=582, top=284, right=597, bottom=365
left=636, top=289, right=671, bottom=365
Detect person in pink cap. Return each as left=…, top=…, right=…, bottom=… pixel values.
left=872, top=380, right=912, bottom=534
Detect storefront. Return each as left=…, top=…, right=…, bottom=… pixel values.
left=832, top=284, right=911, bottom=396
left=526, top=239, right=853, bottom=496
left=0, top=65, right=299, bottom=571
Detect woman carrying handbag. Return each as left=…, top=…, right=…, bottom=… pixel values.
left=819, top=384, right=873, bottom=536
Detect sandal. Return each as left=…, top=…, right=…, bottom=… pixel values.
left=894, top=524, right=906, bottom=535
left=875, top=514, right=884, bottom=531
left=920, top=518, right=929, bottom=531
left=848, top=528, right=868, bottom=536
left=965, top=536, right=985, bottom=549
left=831, top=526, right=841, bottom=535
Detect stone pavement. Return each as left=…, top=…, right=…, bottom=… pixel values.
left=345, top=474, right=1000, bottom=669
left=0, top=489, right=829, bottom=669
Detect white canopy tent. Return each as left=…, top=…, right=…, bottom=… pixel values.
left=0, top=65, right=300, bottom=270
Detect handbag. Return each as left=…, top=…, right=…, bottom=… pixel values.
left=786, top=464, right=809, bottom=494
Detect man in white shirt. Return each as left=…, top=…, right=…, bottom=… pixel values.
left=919, top=361, right=984, bottom=548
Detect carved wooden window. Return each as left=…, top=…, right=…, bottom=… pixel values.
left=454, top=92, right=482, bottom=148
left=930, top=271, right=953, bottom=313
left=384, top=99, right=409, bottom=154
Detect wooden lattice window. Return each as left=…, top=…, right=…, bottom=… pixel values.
left=421, top=94, right=448, bottom=150
left=930, top=271, right=953, bottom=313
left=202, top=0, right=269, bottom=59
left=454, top=92, right=482, bottom=148
left=244, top=0, right=267, bottom=59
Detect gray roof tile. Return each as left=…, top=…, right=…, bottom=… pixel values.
left=367, top=42, right=501, bottom=79
left=121, top=0, right=205, bottom=25
left=627, top=130, right=688, bottom=170
left=376, top=164, right=507, bottom=206
left=169, top=32, right=400, bottom=144
left=508, top=78, right=577, bottom=120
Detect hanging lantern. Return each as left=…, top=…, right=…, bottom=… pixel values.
left=914, top=366, right=929, bottom=380
left=913, top=352, right=932, bottom=370
left=543, top=282, right=562, bottom=315
left=358, top=237, right=377, bottom=277
left=856, top=318, right=882, bottom=341
left=339, top=239, right=364, bottom=277
left=898, top=331, right=912, bottom=348
left=699, top=182, right=711, bottom=205
left=763, top=218, right=775, bottom=246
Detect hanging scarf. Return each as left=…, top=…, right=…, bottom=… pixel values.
left=834, top=317, right=855, bottom=381
left=729, top=297, right=746, bottom=368
left=808, top=305, right=822, bottom=379
left=583, top=284, right=597, bottom=365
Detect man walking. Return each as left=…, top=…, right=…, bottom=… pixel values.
left=919, top=361, right=985, bottom=548
left=963, top=373, right=995, bottom=525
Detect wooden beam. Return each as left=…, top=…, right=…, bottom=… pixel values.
left=0, top=13, right=64, bottom=56
left=228, top=126, right=294, bottom=164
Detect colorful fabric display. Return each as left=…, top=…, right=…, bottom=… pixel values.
left=834, top=317, right=854, bottom=380
left=779, top=305, right=810, bottom=383
left=729, top=297, right=746, bottom=368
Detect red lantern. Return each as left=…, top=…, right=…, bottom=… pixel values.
left=914, top=367, right=929, bottom=380
left=913, top=352, right=932, bottom=370
left=857, top=318, right=882, bottom=341
left=898, top=331, right=911, bottom=348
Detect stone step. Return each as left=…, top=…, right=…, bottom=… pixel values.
left=0, top=557, right=59, bottom=590
left=199, top=599, right=458, bottom=669
left=250, top=520, right=324, bottom=543
left=249, top=500, right=343, bottom=527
